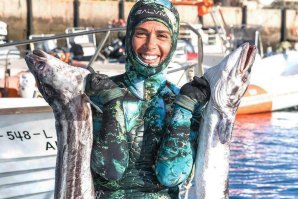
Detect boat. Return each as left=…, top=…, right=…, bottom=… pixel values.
left=238, top=50, right=298, bottom=114
left=180, top=5, right=298, bottom=114
left=0, top=98, right=56, bottom=199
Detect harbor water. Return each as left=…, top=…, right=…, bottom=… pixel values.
left=230, top=111, right=298, bottom=198
left=183, top=111, right=298, bottom=199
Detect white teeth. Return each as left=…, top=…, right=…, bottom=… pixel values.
left=141, top=54, right=158, bottom=60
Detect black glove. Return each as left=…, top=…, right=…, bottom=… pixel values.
left=179, top=76, right=211, bottom=103
left=85, top=73, right=123, bottom=104
left=86, top=73, right=118, bottom=91
left=175, top=76, right=210, bottom=112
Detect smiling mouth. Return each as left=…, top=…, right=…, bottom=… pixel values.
left=139, top=54, right=160, bottom=66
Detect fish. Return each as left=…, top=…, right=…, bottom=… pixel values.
left=194, top=43, right=256, bottom=199
left=25, top=50, right=95, bottom=199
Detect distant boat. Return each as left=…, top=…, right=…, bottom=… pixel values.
left=238, top=50, right=298, bottom=114
left=182, top=11, right=298, bottom=114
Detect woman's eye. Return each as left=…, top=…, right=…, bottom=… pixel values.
left=158, top=34, right=169, bottom=39
left=135, top=32, right=146, bottom=37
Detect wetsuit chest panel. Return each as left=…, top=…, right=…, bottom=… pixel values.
left=123, top=94, right=166, bottom=164
left=123, top=99, right=146, bottom=133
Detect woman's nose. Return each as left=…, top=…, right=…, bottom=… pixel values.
left=145, top=34, right=157, bottom=50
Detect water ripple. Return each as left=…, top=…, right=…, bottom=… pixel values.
left=230, top=112, right=298, bottom=198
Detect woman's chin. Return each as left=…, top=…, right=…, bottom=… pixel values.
left=147, top=63, right=159, bottom=68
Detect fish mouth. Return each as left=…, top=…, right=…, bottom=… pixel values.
left=239, top=43, right=256, bottom=73
left=25, top=49, right=47, bottom=62
left=33, top=49, right=47, bottom=58
left=24, top=52, right=34, bottom=66
left=24, top=50, right=55, bottom=102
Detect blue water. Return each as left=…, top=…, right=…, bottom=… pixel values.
left=182, top=111, right=298, bottom=198
left=230, top=111, right=298, bottom=198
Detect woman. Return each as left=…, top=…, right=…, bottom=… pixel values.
left=85, top=0, right=210, bottom=198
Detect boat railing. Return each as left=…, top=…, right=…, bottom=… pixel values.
left=209, top=5, right=264, bottom=57
left=0, top=23, right=203, bottom=78
left=228, top=24, right=264, bottom=57
left=209, top=5, right=230, bottom=51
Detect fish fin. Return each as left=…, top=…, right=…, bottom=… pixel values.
left=217, top=115, right=234, bottom=144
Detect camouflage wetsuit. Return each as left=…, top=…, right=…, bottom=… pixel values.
left=85, top=0, right=209, bottom=198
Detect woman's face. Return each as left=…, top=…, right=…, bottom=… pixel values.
left=132, top=21, right=171, bottom=67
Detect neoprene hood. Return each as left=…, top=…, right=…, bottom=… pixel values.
left=125, top=0, right=180, bottom=77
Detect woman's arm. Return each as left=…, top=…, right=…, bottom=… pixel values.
left=85, top=74, right=128, bottom=181
left=155, top=104, right=204, bottom=187
left=156, top=76, right=210, bottom=187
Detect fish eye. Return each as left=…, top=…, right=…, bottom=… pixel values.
left=36, top=62, right=45, bottom=70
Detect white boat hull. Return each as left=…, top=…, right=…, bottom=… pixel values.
left=0, top=98, right=56, bottom=199
left=238, top=51, right=298, bottom=114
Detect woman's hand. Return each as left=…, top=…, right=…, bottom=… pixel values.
left=86, top=73, right=118, bottom=92
left=175, top=76, right=211, bottom=113
left=85, top=73, right=124, bottom=105
left=179, top=76, right=211, bottom=103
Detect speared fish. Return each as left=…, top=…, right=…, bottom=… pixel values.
left=25, top=50, right=95, bottom=199
left=194, top=43, right=256, bottom=199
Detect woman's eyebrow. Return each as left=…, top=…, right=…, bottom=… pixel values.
left=156, top=30, right=170, bottom=35
left=135, top=27, right=148, bottom=32
left=135, top=27, right=170, bottom=35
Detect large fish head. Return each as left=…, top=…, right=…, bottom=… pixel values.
left=25, top=50, right=90, bottom=105
left=203, top=42, right=256, bottom=144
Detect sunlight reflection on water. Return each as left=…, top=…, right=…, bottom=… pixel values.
left=230, top=111, right=298, bottom=198
left=182, top=111, right=298, bottom=199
